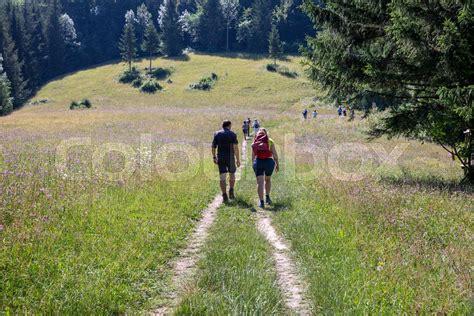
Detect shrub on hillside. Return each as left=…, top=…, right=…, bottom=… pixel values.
left=277, top=66, right=298, bottom=78
left=81, top=99, right=92, bottom=108
left=132, top=78, right=143, bottom=88
left=266, top=64, right=298, bottom=78
left=149, top=67, right=173, bottom=80
left=140, top=80, right=162, bottom=93
left=119, top=67, right=141, bottom=84
left=70, top=101, right=80, bottom=110
left=266, top=64, right=278, bottom=72
left=189, top=73, right=219, bottom=91
left=70, top=99, right=92, bottom=110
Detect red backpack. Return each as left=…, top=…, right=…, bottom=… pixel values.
left=252, top=132, right=272, bottom=159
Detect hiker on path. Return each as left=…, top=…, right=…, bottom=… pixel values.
left=242, top=120, right=249, bottom=140
left=247, top=118, right=251, bottom=137
left=302, top=108, right=308, bottom=120
left=337, top=105, right=343, bottom=117
left=349, top=108, right=355, bottom=121
left=312, top=109, right=318, bottom=119
left=212, top=120, right=241, bottom=203
left=252, top=128, right=279, bottom=208
left=343, top=106, right=347, bottom=117
left=253, top=119, right=261, bottom=135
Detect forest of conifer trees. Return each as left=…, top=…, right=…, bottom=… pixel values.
left=0, top=0, right=313, bottom=115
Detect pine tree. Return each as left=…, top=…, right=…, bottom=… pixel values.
left=22, top=3, right=46, bottom=90
left=303, top=0, right=474, bottom=182
left=268, top=23, right=282, bottom=65
left=220, top=0, right=239, bottom=51
left=158, top=0, right=183, bottom=57
left=60, top=13, right=81, bottom=72
left=0, top=19, right=28, bottom=107
left=249, top=0, right=272, bottom=52
left=0, top=54, right=13, bottom=116
left=236, top=0, right=272, bottom=52
left=198, top=0, right=225, bottom=51
left=142, top=22, right=160, bottom=71
left=136, top=3, right=152, bottom=54
left=119, top=11, right=137, bottom=71
left=45, top=0, right=66, bottom=79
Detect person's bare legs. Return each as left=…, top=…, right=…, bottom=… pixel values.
left=257, top=175, right=265, bottom=202
left=229, top=173, right=236, bottom=190
left=265, top=176, right=272, bottom=196
left=229, top=172, right=236, bottom=199
left=219, top=173, right=227, bottom=195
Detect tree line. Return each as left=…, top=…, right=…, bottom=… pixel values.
left=0, top=0, right=313, bottom=116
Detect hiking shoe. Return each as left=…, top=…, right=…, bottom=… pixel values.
left=229, top=188, right=235, bottom=200
left=223, top=193, right=229, bottom=203
left=258, top=200, right=265, bottom=208
left=265, top=195, right=272, bottom=205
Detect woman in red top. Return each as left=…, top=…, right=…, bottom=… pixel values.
left=251, top=128, right=280, bottom=208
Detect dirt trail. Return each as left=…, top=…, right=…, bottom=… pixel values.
left=153, top=139, right=247, bottom=315
left=257, top=213, right=312, bottom=315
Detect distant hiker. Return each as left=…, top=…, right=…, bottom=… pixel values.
left=302, top=108, right=308, bottom=120
left=337, top=105, right=343, bottom=117
left=242, top=120, right=249, bottom=139
left=252, top=128, right=279, bottom=208
left=253, top=119, right=261, bottom=135
left=343, top=106, right=347, bottom=117
left=212, top=120, right=241, bottom=203
left=349, top=108, right=355, bottom=121
left=247, top=118, right=251, bottom=137
left=312, top=109, right=318, bottom=119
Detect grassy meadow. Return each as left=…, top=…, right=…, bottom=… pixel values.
left=0, top=53, right=472, bottom=314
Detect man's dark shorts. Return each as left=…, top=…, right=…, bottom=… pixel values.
left=218, top=157, right=237, bottom=174
left=253, top=158, right=275, bottom=177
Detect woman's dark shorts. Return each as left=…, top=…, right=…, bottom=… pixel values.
left=253, top=158, right=275, bottom=177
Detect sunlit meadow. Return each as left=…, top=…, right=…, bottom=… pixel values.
left=0, top=54, right=472, bottom=313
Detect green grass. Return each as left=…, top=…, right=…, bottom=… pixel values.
left=265, top=118, right=473, bottom=314
left=174, top=177, right=285, bottom=314
left=173, top=147, right=287, bottom=314
left=1, top=53, right=472, bottom=313
left=0, top=173, right=217, bottom=314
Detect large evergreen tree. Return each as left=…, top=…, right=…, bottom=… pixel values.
left=59, top=13, right=80, bottom=72
left=119, top=10, right=137, bottom=71
left=21, top=3, right=46, bottom=90
left=0, top=18, right=28, bottom=107
left=158, top=0, right=183, bottom=56
left=198, top=0, right=225, bottom=51
left=0, top=54, right=13, bottom=116
left=45, top=0, right=66, bottom=79
left=221, top=0, right=239, bottom=51
left=237, top=0, right=272, bottom=52
left=142, top=21, right=160, bottom=71
left=136, top=4, right=152, bottom=55
left=268, top=23, right=282, bottom=65
left=303, top=0, right=474, bottom=182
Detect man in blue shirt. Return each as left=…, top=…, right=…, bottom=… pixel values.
left=212, top=120, right=241, bottom=203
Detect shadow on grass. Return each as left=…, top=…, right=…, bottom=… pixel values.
left=379, top=174, right=474, bottom=194
left=266, top=201, right=292, bottom=213
left=227, top=197, right=257, bottom=213
left=163, top=54, right=191, bottom=62
left=193, top=51, right=291, bottom=62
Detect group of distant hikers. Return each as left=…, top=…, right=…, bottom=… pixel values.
left=302, top=108, right=318, bottom=120
left=212, top=119, right=279, bottom=208
left=301, top=105, right=355, bottom=121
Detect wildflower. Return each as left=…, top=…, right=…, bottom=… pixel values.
left=376, top=261, right=385, bottom=272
